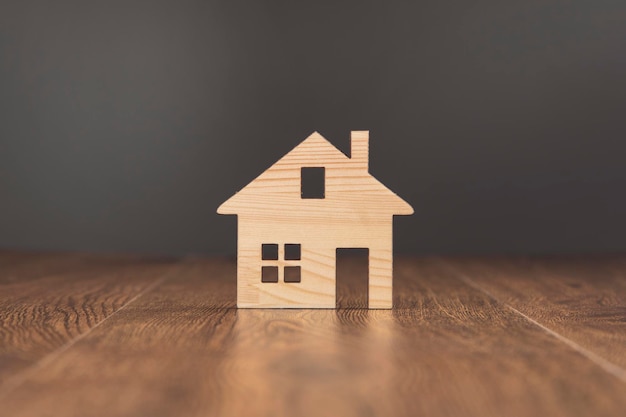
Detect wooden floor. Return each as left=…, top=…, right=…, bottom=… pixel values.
left=0, top=251, right=625, bottom=417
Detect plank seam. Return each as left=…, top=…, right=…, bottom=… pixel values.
left=442, top=261, right=626, bottom=384
left=0, top=266, right=175, bottom=401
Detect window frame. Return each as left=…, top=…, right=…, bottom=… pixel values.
left=260, top=243, right=302, bottom=283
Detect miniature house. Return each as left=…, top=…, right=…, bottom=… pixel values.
left=217, top=131, right=413, bottom=308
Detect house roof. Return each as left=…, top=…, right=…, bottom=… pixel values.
left=217, top=131, right=414, bottom=217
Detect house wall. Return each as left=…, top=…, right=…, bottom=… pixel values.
left=237, top=215, right=393, bottom=308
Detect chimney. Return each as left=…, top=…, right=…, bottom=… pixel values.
left=350, top=130, right=369, bottom=171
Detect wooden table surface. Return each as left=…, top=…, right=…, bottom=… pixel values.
left=0, top=251, right=625, bottom=417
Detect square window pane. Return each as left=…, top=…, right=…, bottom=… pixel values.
left=284, top=244, right=301, bottom=260
left=262, top=244, right=278, bottom=260
left=284, top=266, right=301, bottom=283
left=262, top=266, right=279, bottom=283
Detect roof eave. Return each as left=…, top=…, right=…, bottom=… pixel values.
left=392, top=199, right=414, bottom=216
left=216, top=199, right=237, bottom=215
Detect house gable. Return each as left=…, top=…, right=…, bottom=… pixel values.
left=217, top=131, right=413, bottom=218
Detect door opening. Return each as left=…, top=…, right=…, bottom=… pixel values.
left=336, top=248, right=369, bottom=309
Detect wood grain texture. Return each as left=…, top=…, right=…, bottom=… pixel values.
left=1, top=253, right=625, bottom=417
left=0, top=252, right=178, bottom=392
left=217, top=131, right=413, bottom=309
left=441, top=256, right=626, bottom=373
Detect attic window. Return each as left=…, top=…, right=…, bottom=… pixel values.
left=301, top=167, right=325, bottom=199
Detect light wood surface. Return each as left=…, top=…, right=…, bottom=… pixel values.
left=217, top=131, right=413, bottom=309
left=0, top=252, right=625, bottom=417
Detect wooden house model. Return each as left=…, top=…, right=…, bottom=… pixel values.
left=217, top=131, right=413, bottom=308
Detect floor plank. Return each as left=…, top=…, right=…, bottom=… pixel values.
left=1, top=257, right=625, bottom=417
left=442, top=256, right=626, bottom=374
left=0, top=252, right=179, bottom=391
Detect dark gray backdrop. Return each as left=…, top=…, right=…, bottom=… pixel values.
left=1, top=1, right=625, bottom=256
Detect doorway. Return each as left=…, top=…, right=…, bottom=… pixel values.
left=335, top=248, right=369, bottom=309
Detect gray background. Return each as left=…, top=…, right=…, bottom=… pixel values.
left=1, top=1, right=625, bottom=256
